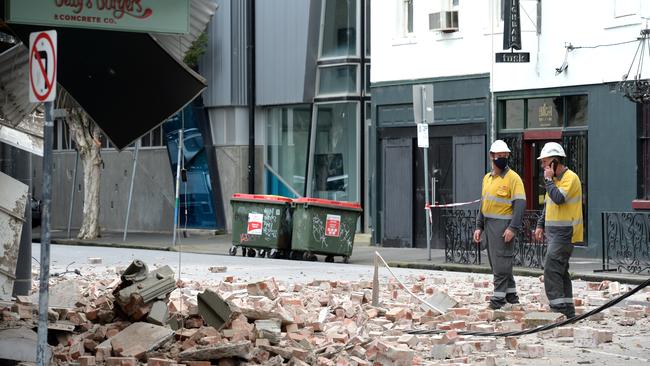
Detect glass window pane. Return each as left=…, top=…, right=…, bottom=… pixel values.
left=318, top=65, right=358, bottom=96
left=407, top=0, right=413, bottom=33
left=310, top=102, right=359, bottom=202
left=364, top=64, right=370, bottom=94
left=504, top=100, right=524, bottom=129
left=566, top=95, right=588, bottom=127
left=527, top=97, right=563, bottom=128
left=266, top=105, right=311, bottom=196
left=365, top=0, right=370, bottom=56
left=320, top=0, right=358, bottom=58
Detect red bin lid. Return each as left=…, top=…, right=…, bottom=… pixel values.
left=231, top=193, right=293, bottom=203
left=293, top=197, right=361, bottom=210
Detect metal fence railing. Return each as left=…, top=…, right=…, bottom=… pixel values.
left=442, top=209, right=546, bottom=269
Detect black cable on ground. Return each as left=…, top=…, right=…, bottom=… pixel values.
left=408, top=276, right=650, bottom=337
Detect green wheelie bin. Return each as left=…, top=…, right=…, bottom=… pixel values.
left=229, top=194, right=293, bottom=259
left=290, top=198, right=362, bottom=263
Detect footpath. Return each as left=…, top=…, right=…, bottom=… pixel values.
left=35, top=229, right=649, bottom=285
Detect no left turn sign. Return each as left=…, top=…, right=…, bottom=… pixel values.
left=29, top=30, right=57, bottom=103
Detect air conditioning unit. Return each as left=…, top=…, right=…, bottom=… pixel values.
left=429, top=11, right=459, bottom=33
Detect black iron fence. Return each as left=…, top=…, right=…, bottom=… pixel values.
left=602, top=212, right=650, bottom=274
left=442, top=209, right=547, bottom=269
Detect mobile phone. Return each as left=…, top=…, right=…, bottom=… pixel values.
left=551, top=159, right=558, bottom=175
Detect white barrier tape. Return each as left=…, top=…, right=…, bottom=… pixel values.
left=426, top=199, right=480, bottom=209
left=374, top=251, right=445, bottom=315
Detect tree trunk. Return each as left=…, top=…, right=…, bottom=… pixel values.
left=66, top=109, right=102, bottom=239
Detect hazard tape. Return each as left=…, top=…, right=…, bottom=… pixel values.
left=425, top=199, right=480, bottom=209
left=425, top=199, right=480, bottom=224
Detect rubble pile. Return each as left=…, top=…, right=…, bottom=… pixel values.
left=0, top=260, right=649, bottom=365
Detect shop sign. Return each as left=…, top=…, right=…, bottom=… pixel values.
left=503, top=0, right=522, bottom=50
left=495, top=52, right=529, bottom=63
left=6, top=0, right=190, bottom=34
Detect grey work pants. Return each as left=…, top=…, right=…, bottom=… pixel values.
left=483, top=218, right=518, bottom=307
left=543, top=240, right=575, bottom=317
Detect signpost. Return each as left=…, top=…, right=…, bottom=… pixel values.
left=6, top=0, right=190, bottom=34
left=495, top=52, right=530, bottom=63
left=413, top=85, right=434, bottom=261
left=29, top=30, right=56, bottom=366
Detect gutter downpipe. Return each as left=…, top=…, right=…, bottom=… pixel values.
left=247, top=0, right=256, bottom=193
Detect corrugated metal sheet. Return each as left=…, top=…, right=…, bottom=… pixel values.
left=0, top=44, right=37, bottom=127
left=153, top=0, right=219, bottom=62
left=255, top=0, right=316, bottom=106
left=200, top=0, right=248, bottom=107
left=0, top=171, right=28, bottom=300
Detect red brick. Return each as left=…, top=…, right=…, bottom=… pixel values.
left=105, top=357, right=137, bottom=366
left=147, top=358, right=176, bottom=366
left=79, top=356, right=96, bottom=366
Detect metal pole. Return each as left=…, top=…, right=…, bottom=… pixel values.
left=37, top=101, right=54, bottom=366
left=172, top=128, right=183, bottom=246
left=123, top=141, right=139, bottom=242
left=422, top=87, right=432, bottom=261
left=66, top=149, right=78, bottom=239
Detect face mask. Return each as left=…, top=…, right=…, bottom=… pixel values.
left=493, top=157, right=508, bottom=170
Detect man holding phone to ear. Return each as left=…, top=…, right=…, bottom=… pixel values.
left=474, top=140, right=526, bottom=310
left=534, top=142, right=583, bottom=319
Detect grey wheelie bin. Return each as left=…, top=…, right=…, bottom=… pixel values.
left=290, top=198, right=362, bottom=263
left=229, top=194, right=293, bottom=259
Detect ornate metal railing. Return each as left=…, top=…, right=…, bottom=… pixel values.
left=602, top=212, right=650, bottom=274
left=443, top=209, right=546, bottom=269
left=442, top=209, right=481, bottom=265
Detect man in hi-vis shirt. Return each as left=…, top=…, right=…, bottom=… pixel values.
left=474, top=140, right=526, bottom=310
left=535, top=142, right=583, bottom=319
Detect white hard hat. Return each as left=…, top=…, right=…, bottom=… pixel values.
left=489, top=140, right=511, bottom=153
left=538, top=142, right=566, bottom=159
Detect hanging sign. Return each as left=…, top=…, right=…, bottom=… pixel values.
left=503, top=0, right=522, bottom=50
left=29, top=30, right=57, bottom=103
left=6, top=0, right=190, bottom=34
left=495, top=52, right=530, bottom=63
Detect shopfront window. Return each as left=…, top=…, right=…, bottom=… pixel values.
left=320, top=0, right=358, bottom=58
left=266, top=105, right=311, bottom=197
left=317, top=64, right=358, bottom=96
left=310, top=102, right=359, bottom=202
left=566, top=95, right=588, bottom=127
left=504, top=99, right=524, bottom=129
left=527, top=97, right=563, bottom=128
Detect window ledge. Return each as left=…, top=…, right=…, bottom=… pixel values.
left=632, top=200, right=650, bottom=210
left=392, top=36, right=417, bottom=46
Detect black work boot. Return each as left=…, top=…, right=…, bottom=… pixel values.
left=563, top=304, right=576, bottom=319
left=506, top=293, right=520, bottom=304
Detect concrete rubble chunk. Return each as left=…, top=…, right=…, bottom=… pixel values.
left=113, top=261, right=176, bottom=321
left=179, top=340, right=251, bottom=361
left=255, top=319, right=282, bottom=344
left=197, top=288, right=235, bottom=330
left=110, top=322, right=174, bottom=359
left=0, top=327, right=52, bottom=363
left=421, top=292, right=458, bottom=314
left=147, top=300, right=170, bottom=326
left=522, top=311, right=565, bottom=328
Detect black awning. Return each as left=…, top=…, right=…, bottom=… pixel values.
left=8, top=24, right=206, bottom=150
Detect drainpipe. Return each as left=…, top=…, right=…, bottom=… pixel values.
left=247, top=0, right=256, bottom=193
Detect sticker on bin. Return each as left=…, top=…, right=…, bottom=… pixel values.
left=247, top=213, right=264, bottom=235
left=325, top=214, right=341, bottom=237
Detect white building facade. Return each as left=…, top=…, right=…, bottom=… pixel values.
left=370, top=0, right=650, bottom=260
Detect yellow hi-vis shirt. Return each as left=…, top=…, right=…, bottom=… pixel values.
left=544, top=169, right=583, bottom=243
left=480, top=169, right=526, bottom=220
